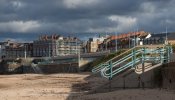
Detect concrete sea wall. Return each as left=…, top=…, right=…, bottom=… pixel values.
left=0, top=58, right=80, bottom=74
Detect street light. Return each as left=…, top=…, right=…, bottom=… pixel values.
left=134, top=30, right=136, bottom=47
left=165, top=27, right=168, bottom=45
left=76, top=38, right=80, bottom=67
left=129, top=33, right=131, bottom=48
left=105, top=33, right=108, bottom=51
left=76, top=38, right=78, bottom=54
left=24, top=44, right=27, bottom=59
left=78, top=45, right=80, bottom=67
left=115, top=32, right=118, bottom=52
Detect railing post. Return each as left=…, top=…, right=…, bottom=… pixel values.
left=160, top=47, right=165, bottom=63
left=166, top=47, right=168, bottom=63
left=134, top=49, right=136, bottom=65
left=160, top=48, right=164, bottom=64
left=164, top=46, right=168, bottom=63
left=132, top=49, right=136, bottom=68
left=162, top=47, right=164, bottom=63
left=108, top=61, right=113, bottom=92
left=167, top=46, right=170, bottom=63
left=109, top=61, right=113, bottom=80
left=170, top=46, right=173, bottom=53
left=141, top=47, right=145, bottom=73
left=132, top=50, right=134, bottom=68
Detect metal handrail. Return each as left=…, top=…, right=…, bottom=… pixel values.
left=101, top=58, right=140, bottom=78
left=92, top=45, right=166, bottom=73
left=93, top=48, right=150, bottom=73
left=93, top=45, right=172, bottom=79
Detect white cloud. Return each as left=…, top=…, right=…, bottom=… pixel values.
left=0, top=21, right=40, bottom=33
left=85, top=15, right=137, bottom=33
left=108, top=15, right=137, bottom=32
left=63, top=0, right=99, bottom=8
left=108, top=15, right=137, bottom=25
left=87, top=15, right=137, bottom=33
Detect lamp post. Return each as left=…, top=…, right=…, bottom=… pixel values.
left=165, top=27, right=168, bottom=45
left=105, top=33, right=108, bottom=51
left=78, top=40, right=81, bottom=73
left=48, top=43, right=51, bottom=57
left=76, top=38, right=80, bottom=67
left=134, top=31, right=136, bottom=47
left=76, top=38, right=78, bottom=54
left=24, top=44, right=27, bottom=59
left=78, top=45, right=80, bottom=67
left=115, top=32, right=118, bottom=52
left=129, top=33, right=131, bottom=48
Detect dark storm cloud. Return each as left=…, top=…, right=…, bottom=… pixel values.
left=0, top=0, right=175, bottom=41
left=0, top=0, right=141, bottom=22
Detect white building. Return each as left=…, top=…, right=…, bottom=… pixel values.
left=33, top=34, right=84, bottom=57
left=86, top=36, right=107, bottom=53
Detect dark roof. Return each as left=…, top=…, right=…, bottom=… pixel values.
left=150, top=32, right=175, bottom=40
left=167, top=33, right=175, bottom=40
left=151, top=33, right=166, bottom=37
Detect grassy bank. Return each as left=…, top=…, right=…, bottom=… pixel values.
left=90, top=49, right=127, bottom=69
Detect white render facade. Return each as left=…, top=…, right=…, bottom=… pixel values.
left=33, top=35, right=83, bottom=57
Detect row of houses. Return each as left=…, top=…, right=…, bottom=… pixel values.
left=0, top=35, right=85, bottom=58
left=86, top=31, right=175, bottom=53
left=0, top=31, right=175, bottom=58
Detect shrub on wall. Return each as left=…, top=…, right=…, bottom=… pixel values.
left=172, top=44, right=175, bottom=53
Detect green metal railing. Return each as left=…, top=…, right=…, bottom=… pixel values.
left=92, top=47, right=137, bottom=73
left=92, top=45, right=172, bottom=79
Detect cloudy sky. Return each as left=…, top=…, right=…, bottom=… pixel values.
left=0, top=0, right=175, bottom=42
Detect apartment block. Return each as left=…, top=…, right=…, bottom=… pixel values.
left=0, top=41, right=33, bottom=58
left=86, top=36, right=106, bottom=53
left=33, top=34, right=84, bottom=57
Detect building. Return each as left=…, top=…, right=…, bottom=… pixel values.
left=33, top=34, right=84, bottom=57
left=167, top=33, right=175, bottom=45
left=0, top=41, right=9, bottom=58
left=104, top=32, right=175, bottom=52
left=143, top=33, right=165, bottom=45
left=86, top=36, right=107, bottom=53
left=99, top=31, right=150, bottom=52
left=142, top=32, right=175, bottom=45
left=1, top=41, right=33, bottom=58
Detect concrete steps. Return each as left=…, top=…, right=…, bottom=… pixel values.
left=89, top=62, right=165, bottom=94
left=135, top=63, right=162, bottom=74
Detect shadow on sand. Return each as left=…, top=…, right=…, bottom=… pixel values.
left=65, top=63, right=175, bottom=100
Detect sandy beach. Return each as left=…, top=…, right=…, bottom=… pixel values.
left=0, top=73, right=174, bottom=100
